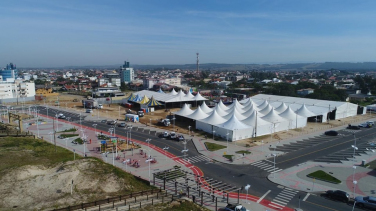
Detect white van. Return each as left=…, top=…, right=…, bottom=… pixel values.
left=86, top=109, right=93, bottom=113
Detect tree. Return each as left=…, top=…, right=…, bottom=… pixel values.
left=120, top=82, right=127, bottom=92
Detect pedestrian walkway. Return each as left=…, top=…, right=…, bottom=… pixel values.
left=251, top=160, right=283, bottom=174
left=268, top=188, right=299, bottom=210
left=183, top=155, right=211, bottom=164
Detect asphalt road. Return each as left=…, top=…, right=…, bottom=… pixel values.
left=35, top=106, right=375, bottom=211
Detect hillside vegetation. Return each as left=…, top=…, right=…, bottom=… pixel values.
left=0, top=137, right=151, bottom=210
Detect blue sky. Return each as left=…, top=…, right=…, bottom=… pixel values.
left=0, top=0, right=375, bottom=67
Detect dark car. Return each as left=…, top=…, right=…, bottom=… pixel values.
left=101, top=120, right=107, bottom=123
left=347, top=124, right=360, bottom=130
left=355, top=196, right=376, bottom=209
left=177, top=135, right=185, bottom=142
left=325, top=130, right=338, bottom=136
left=326, top=190, right=350, bottom=203
left=218, top=204, right=248, bottom=211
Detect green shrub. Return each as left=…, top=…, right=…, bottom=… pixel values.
left=204, top=142, right=226, bottom=151
left=307, top=170, right=341, bottom=184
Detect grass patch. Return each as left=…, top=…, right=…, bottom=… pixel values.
left=74, top=138, right=84, bottom=145
left=57, top=128, right=77, bottom=133
left=204, top=142, right=226, bottom=151
left=366, top=159, right=376, bottom=170
left=223, top=155, right=234, bottom=160
left=97, top=134, right=109, bottom=140
left=58, top=134, right=79, bottom=138
left=235, top=150, right=251, bottom=154
left=307, top=170, right=341, bottom=184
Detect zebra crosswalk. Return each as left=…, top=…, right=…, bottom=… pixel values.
left=183, top=155, right=211, bottom=164
left=250, top=160, right=283, bottom=173
left=268, top=188, right=298, bottom=210
left=341, top=129, right=362, bottom=133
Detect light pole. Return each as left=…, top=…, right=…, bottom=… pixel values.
left=213, top=130, right=215, bottom=140
left=261, top=140, right=264, bottom=153
left=163, top=147, right=169, bottom=161
left=244, top=184, right=251, bottom=204
left=92, top=124, right=97, bottom=135
left=146, top=158, right=153, bottom=181
left=352, top=166, right=356, bottom=184
left=226, top=132, right=229, bottom=152
left=188, top=125, right=191, bottom=136
left=272, top=153, right=277, bottom=179
left=146, top=138, right=151, bottom=157
left=352, top=145, right=358, bottom=162
left=118, top=106, right=120, bottom=119
left=353, top=180, right=357, bottom=198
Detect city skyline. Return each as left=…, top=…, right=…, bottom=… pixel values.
left=1, top=0, right=376, bottom=67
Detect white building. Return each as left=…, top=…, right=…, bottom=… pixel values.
left=0, top=81, right=35, bottom=103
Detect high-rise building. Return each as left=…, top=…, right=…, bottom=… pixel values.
left=1, top=63, right=18, bottom=81
left=120, top=61, right=134, bottom=83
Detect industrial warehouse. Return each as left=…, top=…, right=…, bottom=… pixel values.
left=174, top=94, right=365, bottom=141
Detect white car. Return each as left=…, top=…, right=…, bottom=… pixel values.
left=86, top=109, right=93, bottom=113
left=98, top=104, right=103, bottom=109
left=366, top=121, right=374, bottom=126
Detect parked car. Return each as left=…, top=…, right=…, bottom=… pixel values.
left=158, top=131, right=169, bottom=138
left=347, top=124, right=360, bottom=130
left=177, top=135, right=185, bottom=142
left=169, top=132, right=177, bottom=140
left=218, top=203, right=249, bottom=211
left=101, top=120, right=107, bottom=123
left=326, top=190, right=350, bottom=203
left=118, top=122, right=126, bottom=127
left=359, top=122, right=372, bottom=128
left=325, top=130, right=338, bottom=136
left=108, top=120, right=117, bottom=125
left=355, top=196, right=376, bottom=209
left=57, top=115, right=66, bottom=119
left=98, top=104, right=103, bottom=109
left=86, top=109, right=93, bottom=113
left=366, top=121, right=375, bottom=126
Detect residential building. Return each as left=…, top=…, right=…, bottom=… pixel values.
left=297, top=88, right=314, bottom=96
left=0, top=81, right=35, bottom=103
left=143, top=77, right=181, bottom=89
left=0, top=63, right=18, bottom=82
left=120, top=61, right=134, bottom=83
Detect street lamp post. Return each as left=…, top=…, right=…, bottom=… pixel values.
left=226, top=132, right=229, bottom=152
left=92, top=124, right=97, bottom=135
left=213, top=130, right=215, bottom=140
left=188, top=126, right=191, bottom=136
left=163, top=147, right=169, bottom=161
left=146, top=158, right=153, bottom=181
left=244, top=184, right=251, bottom=204
left=272, top=153, right=277, bottom=179
left=352, top=145, right=358, bottom=162
left=352, top=166, right=356, bottom=184
left=146, top=138, right=151, bottom=157
left=353, top=180, right=357, bottom=198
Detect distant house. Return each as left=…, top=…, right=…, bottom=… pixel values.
left=297, top=88, right=314, bottom=96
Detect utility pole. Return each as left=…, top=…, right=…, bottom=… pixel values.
left=53, top=118, right=57, bottom=152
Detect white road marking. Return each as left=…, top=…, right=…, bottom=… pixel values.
left=303, top=193, right=310, bottom=201
left=257, top=190, right=271, bottom=203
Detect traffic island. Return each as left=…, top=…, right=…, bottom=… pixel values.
left=204, top=142, right=226, bottom=151
left=307, top=170, right=341, bottom=184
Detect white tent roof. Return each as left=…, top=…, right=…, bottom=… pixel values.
left=193, top=92, right=207, bottom=101
left=199, top=109, right=227, bottom=124
left=170, top=89, right=178, bottom=95
left=176, top=89, right=186, bottom=98
left=241, top=111, right=271, bottom=126
left=257, top=100, right=269, bottom=110
left=184, top=91, right=194, bottom=98
left=173, top=104, right=194, bottom=117
left=259, top=104, right=273, bottom=115
left=186, top=106, right=209, bottom=120
left=223, top=108, right=247, bottom=120
left=261, top=109, right=289, bottom=123
left=214, top=103, right=229, bottom=116
left=227, top=99, right=245, bottom=109
left=296, top=104, right=316, bottom=117
left=217, top=114, right=250, bottom=130
left=274, top=102, right=288, bottom=114
left=218, top=99, right=230, bottom=110
left=240, top=98, right=251, bottom=104
left=133, top=90, right=207, bottom=103
left=279, top=106, right=304, bottom=120
left=200, top=101, right=213, bottom=113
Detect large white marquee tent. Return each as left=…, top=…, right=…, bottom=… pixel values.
left=174, top=94, right=363, bottom=141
